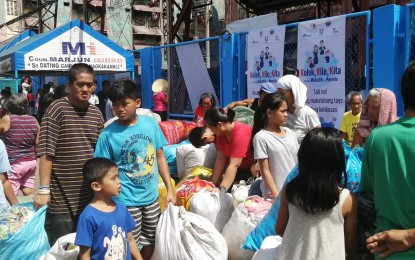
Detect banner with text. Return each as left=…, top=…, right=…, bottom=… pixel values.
left=297, top=16, right=346, bottom=128
left=247, top=26, right=285, bottom=98
left=23, top=26, right=126, bottom=71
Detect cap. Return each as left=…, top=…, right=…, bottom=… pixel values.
left=152, top=79, right=168, bottom=93
left=259, top=82, right=276, bottom=94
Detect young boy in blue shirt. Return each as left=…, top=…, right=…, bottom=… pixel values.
left=94, top=79, right=176, bottom=260
left=75, top=157, right=142, bottom=260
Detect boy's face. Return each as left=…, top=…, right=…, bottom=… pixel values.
left=112, top=97, right=141, bottom=122
left=96, top=166, right=121, bottom=197
left=202, top=128, right=215, bottom=145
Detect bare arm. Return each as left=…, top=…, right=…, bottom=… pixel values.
left=340, top=132, right=348, bottom=143
left=211, top=149, right=228, bottom=186
left=367, top=229, right=415, bottom=258
left=351, top=130, right=363, bottom=148
left=227, top=98, right=255, bottom=109
left=219, top=157, right=243, bottom=190
left=35, top=120, right=40, bottom=152
left=343, top=193, right=358, bottom=260
left=258, top=158, right=279, bottom=197
left=275, top=187, right=289, bottom=236
left=156, top=149, right=176, bottom=206
left=128, top=232, right=143, bottom=260
left=0, top=115, right=10, bottom=135
left=34, top=155, right=53, bottom=208
left=0, top=173, right=18, bottom=205
left=78, top=246, right=91, bottom=260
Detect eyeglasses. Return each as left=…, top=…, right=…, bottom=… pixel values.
left=74, top=82, right=95, bottom=88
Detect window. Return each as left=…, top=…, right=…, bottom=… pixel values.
left=6, top=0, right=18, bottom=16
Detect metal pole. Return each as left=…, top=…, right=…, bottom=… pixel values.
left=206, top=5, right=210, bottom=68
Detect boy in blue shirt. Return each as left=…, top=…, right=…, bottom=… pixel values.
left=94, top=79, right=176, bottom=260
left=75, top=157, right=142, bottom=260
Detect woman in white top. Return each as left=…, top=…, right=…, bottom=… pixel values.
left=251, top=93, right=299, bottom=198
left=276, top=75, right=320, bottom=144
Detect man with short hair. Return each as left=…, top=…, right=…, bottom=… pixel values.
left=361, top=61, right=415, bottom=259
left=34, top=63, right=104, bottom=246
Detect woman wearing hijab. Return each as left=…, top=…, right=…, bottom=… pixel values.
left=276, top=75, right=320, bottom=144
left=351, top=88, right=397, bottom=148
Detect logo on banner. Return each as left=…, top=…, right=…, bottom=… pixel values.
left=62, top=42, right=96, bottom=55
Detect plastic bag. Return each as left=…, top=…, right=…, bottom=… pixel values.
left=41, top=233, right=79, bottom=260
left=231, top=183, right=250, bottom=208
left=233, top=106, right=255, bottom=126
left=0, top=204, right=49, bottom=259
left=176, top=176, right=216, bottom=211
left=190, top=190, right=234, bottom=232
left=184, top=166, right=213, bottom=181
left=222, top=196, right=272, bottom=260
left=151, top=204, right=228, bottom=260
left=158, top=176, right=176, bottom=211
left=252, top=236, right=282, bottom=260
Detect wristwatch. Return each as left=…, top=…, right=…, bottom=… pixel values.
left=219, top=186, right=227, bottom=192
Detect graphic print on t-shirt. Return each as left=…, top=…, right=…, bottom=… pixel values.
left=120, top=133, right=156, bottom=185
left=103, top=225, right=128, bottom=260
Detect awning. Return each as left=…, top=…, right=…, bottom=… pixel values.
left=133, top=4, right=162, bottom=13
left=0, top=30, right=37, bottom=53
left=132, top=25, right=162, bottom=35
left=0, top=19, right=134, bottom=76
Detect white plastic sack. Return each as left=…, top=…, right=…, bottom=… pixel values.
left=151, top=204, right=228, bottom=260
left=190, top=190, right=234, bottom=232
left=202, top=144, right=216, bottom=169
left=176, top=144, right=206, bottom=179
left=222, top=196, right=272, bottom=260
left=231, top=183, right=250, bottom=208
left=40, top=233, right=79, bottom=260
left=252, top=236, right=282, bottom=260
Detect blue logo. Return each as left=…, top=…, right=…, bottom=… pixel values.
left=62, top=42, right=85, bottom=55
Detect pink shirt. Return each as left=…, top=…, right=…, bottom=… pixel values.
left=215, top=122, right=253, bottom=169
left=153, top=92, right=167, bottom=112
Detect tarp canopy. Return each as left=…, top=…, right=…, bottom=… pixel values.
left=0, top=19, right=134, bottom=76
left=0, top=30, right=37, bottom=53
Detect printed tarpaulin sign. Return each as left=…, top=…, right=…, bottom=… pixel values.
left=297, top=16, right=346, bottom=128
left=247, top=26, right=285, bottom=98
left=23, top=26, right=126, bottom=71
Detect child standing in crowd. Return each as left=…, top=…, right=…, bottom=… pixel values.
left=94, top=79, right=176, bottom=260
left=0, top=94, right=39, bottom=196
left=194, top=92, right=216, bottom=127
left=152, top=79, right=168, bottom=121
left=251, top=93, right=298, bottom=198
left=75, top=158, right=142, bottom=260
left=275, top=127, right=357, bottom=259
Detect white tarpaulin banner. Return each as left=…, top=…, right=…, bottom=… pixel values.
left=23, top=26, right=126, bottom=71
left=247, top=26, right=285, bottom=98
left=297, top=16, right=346, bottom=128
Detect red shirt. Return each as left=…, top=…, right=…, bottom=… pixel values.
left=215, top=122, right=253, bottom=169
left=194, top=106, right=205, bottom=127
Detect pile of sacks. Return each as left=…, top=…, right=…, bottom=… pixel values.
left=154, top=166, right=274, bottom=260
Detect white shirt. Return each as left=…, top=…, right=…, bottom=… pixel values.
left=286, top=105, right=320, bottom=144
left=88, top=94, right=99, bottom=105
left=105, top=99, right=114, bottom=121
left=253, top=128, right=299, bottom=196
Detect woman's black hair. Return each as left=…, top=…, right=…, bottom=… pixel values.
left=250, top=93, right=286, bottom=153
left=286, top=127, right=346, bottom=214
left=198, top=92, right=216, bottom=107
left=53, top=85, right=70, bottom=100
left=204, top=107, right=235, bottom=127
left=283, top=66, right=299, bottom=76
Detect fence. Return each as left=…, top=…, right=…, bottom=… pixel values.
left=138, top=11, right=371, bottom=119
left=134, top=37, right=221, bottom=120
left=408, top=4, right=415, bottom=63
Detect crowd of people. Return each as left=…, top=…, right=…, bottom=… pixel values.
left=0, top=61, right=414, bottom=259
